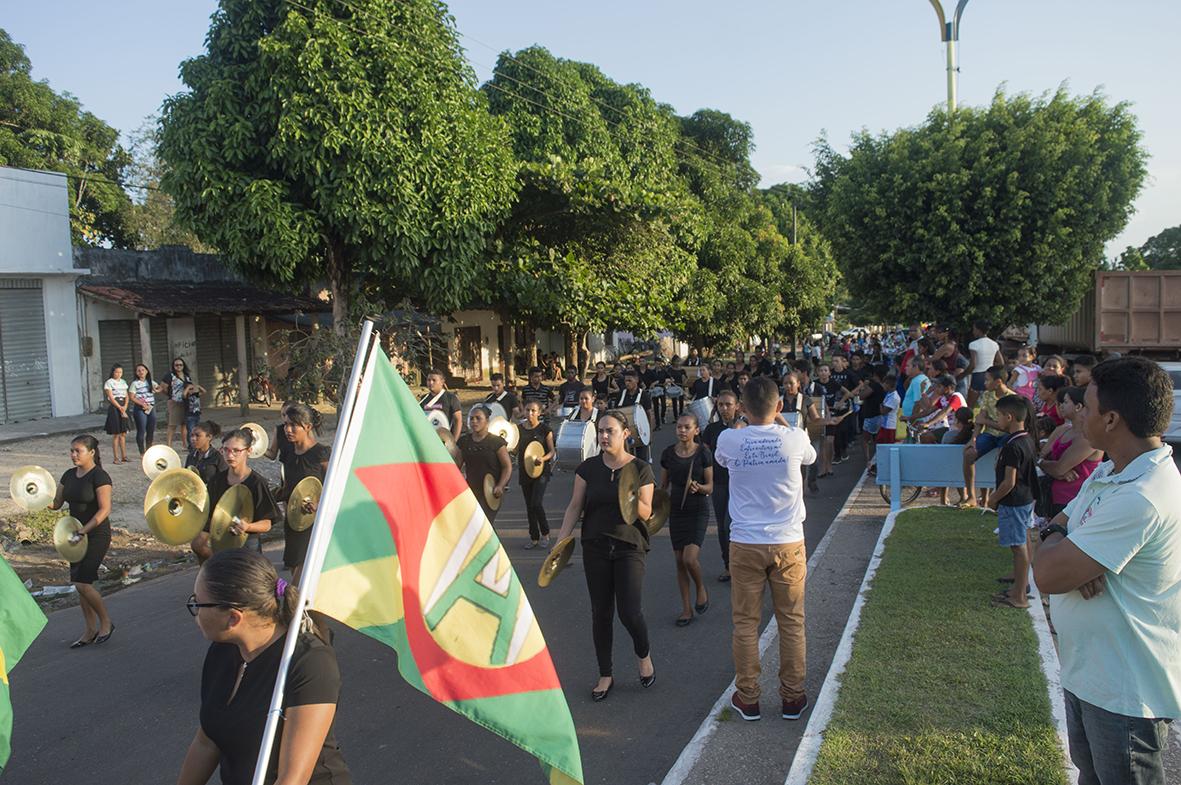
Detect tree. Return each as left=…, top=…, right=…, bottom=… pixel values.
left=811, top=88, right=1147, bottom=326
left=1113, top=245, right=1148, bottom=271
left=0, top=28, right=134, bottom=246
left=124, top=117, right=213, bottom=251
left=159, top=0, right=517, bottom=330
left=1140, top=225, right=1181, bottom=269
left=761, top=185, right=840, bottom=336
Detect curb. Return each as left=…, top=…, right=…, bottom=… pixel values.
left=1027, top=580, right=1079, bottom=784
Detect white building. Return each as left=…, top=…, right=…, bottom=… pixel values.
left=0, top=167, right=86, bottom=423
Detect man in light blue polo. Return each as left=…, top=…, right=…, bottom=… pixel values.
left=1034, top=356, right=1181, bottom=785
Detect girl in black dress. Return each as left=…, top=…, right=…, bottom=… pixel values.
left=186, top=421, right=228, bottom=563
left=456, top=405, right=512, bottom=524
left=103, top=364, right=130, bottom=464
left=556, top=411, right=656, bottom=701
left=205, top=428, right=278, bottom=561
left=518, top=401, right=556, bottom=549
left=660, top=414, right=714, bottom=626
left=279, top=403, right=330, bottom=582
left=178, top=549, right=351, bottom=785
left=48, top=435, right=115, bottom=647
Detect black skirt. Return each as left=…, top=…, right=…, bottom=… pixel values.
left=669, top=505, right=709, bottom=550
left=70, top=525, right=111, bottom=584
left=104, top=400, right=129, bottom=434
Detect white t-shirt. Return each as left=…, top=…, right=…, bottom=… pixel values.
left=968, top=336, right=1000, bottom=373
left=104, top=377, right=129, bottom=400
left=714, top=424, right=817, bottom=545
left=881, top=390, right=901, bottom=429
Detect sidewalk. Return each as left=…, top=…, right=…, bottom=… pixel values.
left=0, top=413, right=105, bottom=444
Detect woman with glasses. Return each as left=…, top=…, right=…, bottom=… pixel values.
left=278, top=403, right=330, bottom=582
left=48, top=435, right=115, bottom=648
left=158, top=357, right=194, bottom=449
left=186, top=421, right=228, bottom=563
left=204, top=428, right=278, bottom=558
left=179, top=549, right=351, bottom=785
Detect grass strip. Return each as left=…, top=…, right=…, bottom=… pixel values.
left=809, top=507, right=1066, bottom=785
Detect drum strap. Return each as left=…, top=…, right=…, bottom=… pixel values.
left=421, top=390, right=445, bottom=409
left=707, top=378, right=714, bottom=398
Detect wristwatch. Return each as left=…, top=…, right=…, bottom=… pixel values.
left=1039, top=523, right=1069, bottom=543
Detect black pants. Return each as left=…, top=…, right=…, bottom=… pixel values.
left=670, top=395, right=685, bottom=419
left=710, top=484, right=731, bottom=569
left=834, top=413, right=856, bottom=459
left=583, top=537, right=650, bottom=677
left=653, top=395, right=667, bottom=423
left=520, top=475, right=550, bottom=541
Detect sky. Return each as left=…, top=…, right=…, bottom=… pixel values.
left=4, top=0, right=1178, bottom=255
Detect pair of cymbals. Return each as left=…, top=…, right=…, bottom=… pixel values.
left=144, top=468, right=210, bottom=546
left=142, top=444, right=181, bottom=479
left=522, top=440, right=545, bottom=479
left=437, top=427, right=461, bottom=463
left=482, top=474, right=503, bottom=511
left=209, top=484, right=254, bottom=552
left=53, top=516, right=87, bottom=562
left=242, top=422, right=269, bottom=459
left=616, top=463, right=668, bottom=534
left=538, top=535, right=575, bottom=588
left=488, top=416, right=520, bottom=451
left=10, top=465, right=55, bottom=512
left=287, top=476, right=322, bottom=532
left=646, top=488, right=671, bottom=536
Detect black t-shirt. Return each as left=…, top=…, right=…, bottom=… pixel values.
left=665, top=368, right=686, bottom=386
left=458, top=433, right=507, bottom=488
left=700, top=421, right=733, bottom=486
left=861, top=380, right=886, bottom=419
left=420, top=390, right=461, bottom=423
left=516, top=422, right=553, bottom=480
left=754, top=359, right=774, bottom=377
left=200, top=633, right=351, bottom=785
left=207, top=469, right=280, bottom=528
left=280, top=443, right=331, bottom=499
left=484, top=390, right=519, bottom=416
left=813, top=379, right=842, bottom=413
left=690, top=377, right=717, bottom=400
left=575, top=456, right=655, bottom=549
left=272, top=425, right=294, bottom=461
left=613, top=387, right=650, bottom=411
left=519, top=384, right=554, bottom=409
left=590, top=374, right=613, bottom=397
left=557, top=380, right=586, bottom=407
left=660, top=444, right=714, bottom=514
left=186, top=448, right=229, bottom=487
left=639, top=369, right=659, bottom=388
left=59, top=466, right=113, bottom=532
left=995, top=432, right=1038, bottom=507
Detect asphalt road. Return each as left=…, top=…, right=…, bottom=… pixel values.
left=8, top=419, right=866, bottom=785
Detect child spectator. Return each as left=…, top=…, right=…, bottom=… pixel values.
left=1037, top=375, right=1068, bottom=426
left=183, top=382, right=206, bottom=437
left=947, top=406, right=974, bottom=445
left=960, top=366, right=1015, bottom=508
left=986, top=394, right=1039, bottom=609
left=1011, top=346, right=1042, bottom=401
left=917, top=375, right=965, bottom=444
left=1042, top=354, right=1068, bottom=379
left=1070, top=355, right=1095, bottom=387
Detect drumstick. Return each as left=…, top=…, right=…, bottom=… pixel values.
left=680, top=454, right=697, bottom=511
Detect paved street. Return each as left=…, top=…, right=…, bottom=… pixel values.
left=7, top=421, right=866, bottom=785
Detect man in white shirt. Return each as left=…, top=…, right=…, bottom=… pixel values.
left=967, top=320, right=1002, bottom=406
left=1034, top=357, right=1181, bottom=785
left=714, top=376, right=817, bottom=722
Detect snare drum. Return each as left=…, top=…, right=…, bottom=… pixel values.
left=468, top=401, right=508, bottom=429
left=556, top=419, right=599, bottom=469
left=687, top=397, right=714, bottom=428
left=649, top=385, right=665, bottom=398
left=665, top=385, right=684, bottom=399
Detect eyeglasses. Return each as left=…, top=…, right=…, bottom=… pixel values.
left=222, top=446, right=249, bottom=455
left=186, top=593, right=240, bottom=616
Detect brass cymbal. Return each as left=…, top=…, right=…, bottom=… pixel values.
left=538, top=535, right=575, bottom=588
left=53, top=516, right=87, bottom=562
left=645, top=488, right=671, bottom=536
left=523, top=440, right=545, bottom=479
left=437, top=427, right=461, bottom=463
left=426, top=410, right=450, bottom=430
left=483, top=474, right=502, bottom=511
left=617, top=461, right=640, bottom=524
left=488, top=416, right=520, bottom=451
left=209, top=484, right=254, bottom=552
left=141, top=444, right=181, bottom=479
left=144, top=467, right=209, bottom=515
left=287, top=476, right=322, bottom=532
left=10, top=465, right=55, bottom=512
left=242, top=422, right=270, bottom=459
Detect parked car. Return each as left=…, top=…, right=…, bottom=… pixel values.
left=1158, top=362, right=1181, bottom=447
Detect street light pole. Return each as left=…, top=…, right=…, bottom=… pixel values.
left=927, top=0, right=971, bottom=112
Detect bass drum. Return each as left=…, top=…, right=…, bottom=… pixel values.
left=556, top=405, right=576, bottom=420
left=556, top=419, right=599, bottom=470
left=607, top=405, right=651, bottom=448
left=468, top=401, right=507, bottom=428
left=688, top=397, right=714, bottom=428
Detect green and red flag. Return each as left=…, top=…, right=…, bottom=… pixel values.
left=308, top=342, right=583, bottom=785
left=0, top=555, right=46, bottom=773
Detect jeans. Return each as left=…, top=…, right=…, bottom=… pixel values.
left=583, top=537, right=649, bottom=677
left=131, top=407, right=156, bottom=454
left=730, top=540, right=807, bottom=703
left=520, top=475, right=550, bottom=541
left=711, top=484, right=731, bottom=569
left=1065, top=690, right=1171, bottom=785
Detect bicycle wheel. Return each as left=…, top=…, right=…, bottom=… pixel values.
left=248, top=379, right=264, bottom=404
left=879, top=483, right=923, bottom=506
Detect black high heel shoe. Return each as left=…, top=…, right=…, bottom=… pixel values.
left=69, top=632, right=98, bottom=649
left=640, top=670, right=656, bottom=689
left=592, top=678, right=613, bottom=702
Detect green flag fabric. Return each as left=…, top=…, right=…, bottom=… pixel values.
left=0, top=554, right=47, bottom=772
left=310, top=344, right=583, bottom=784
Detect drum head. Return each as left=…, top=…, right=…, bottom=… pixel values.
left=427, top=410, right=450, bottom=430
left=580, top=419, right=599, bottom=460
left=632, top=404, right=651, bottom=445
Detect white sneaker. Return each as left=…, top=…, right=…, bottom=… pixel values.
left=540, top=536, right=552, bottom=548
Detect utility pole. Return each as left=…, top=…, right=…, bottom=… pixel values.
left=927, top=0, right=970, bottom=112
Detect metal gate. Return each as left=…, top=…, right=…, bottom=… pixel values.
left=195, top=315, right=252, bottom=406
left=0, top=279, right=51, bottom=423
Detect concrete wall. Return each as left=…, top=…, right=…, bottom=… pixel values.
left=43, top=277, right=85, bottom=416
left=74, top=245, right=240, bottom=283
left=79, top=297, right=134, bottom=411
left=166, top=317, right=198, bottom=376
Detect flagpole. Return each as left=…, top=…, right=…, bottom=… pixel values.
left=249, top=318, right=378, bottom=785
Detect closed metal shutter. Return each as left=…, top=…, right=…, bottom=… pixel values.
left=195, top=315, right=223, bottom=395
left=97, top=320, right=142, bottom=410
left=149, top=317, right=170, bottom=404
left=0, top=279, right=51, bottom=423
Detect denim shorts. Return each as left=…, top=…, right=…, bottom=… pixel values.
left=862, top=415, right=883, bottom=435
left=975, top=432, right=1008, bottom=456
left=997, top=503, right=1033, bottom=547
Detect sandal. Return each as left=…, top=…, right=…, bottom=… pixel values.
left=991, top=594, right=1029, bottom=609
left=70, top=632, right=98, bottom=649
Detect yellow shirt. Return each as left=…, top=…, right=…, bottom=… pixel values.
left=978, top=390, right=1004, bottom=437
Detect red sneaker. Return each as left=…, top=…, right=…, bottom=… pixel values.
left=782, top=694, right=809, bottom=720
left=730, top=692, right=761, bottom=721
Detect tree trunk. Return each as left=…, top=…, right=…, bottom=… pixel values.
left=327, top=240, right=350, bottom=336
left=564, top=328, right=577, bottom=373
left=503, top=318, right=515, bottom=382
left=528, top=330, right=538, bottom=369
left=578, top=331, right=591, bottom=378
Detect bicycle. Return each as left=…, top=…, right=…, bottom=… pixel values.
left=248, top=366, right=275, bottom=406
left=877, top=421, right=924, bottom=506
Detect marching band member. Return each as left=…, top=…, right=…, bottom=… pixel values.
left=701, top=390, right=739, bottom=581
left=660, top=414, right=714, bottom=625
left=556, top=410, right=656, bottom=701
left=419, top=369, right=462, bottom=441
left=665, top=357, right=688, bottom=421
left=690, top=365, right=717, bottom=402
left=49, top=435, right=115, bottom=648
left=518, top=401, right=556, bottom=549
left=570, top=389, right=599, bottom=422
left=647, top=358, right=668, bottom=428
left=485, top=373, right=520, bottom=420
left=263, top=401, right=296, bottom=462
left=590, top=361, right=615, bottom=400
left=520, top=366, right=555, bottom=417
left=557, top=366, right=586, bottom=414
left=277, top=404, right=329, bottom=582
left=686, top=348, right=702, bottom=367
left=187, top=420, right=229, bottom=563
left=205, top=428, right=278, bottom=560
left=457, top=405, right=512, bottom=524
left=614, top=372, right=653, bottom=461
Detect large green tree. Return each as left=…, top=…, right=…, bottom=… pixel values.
left=811, top=89, right=1147, bottom=326
left=761, top=186, right=840, bottom=336
left=1139, top=225, right=1181, bottom=269
left=125, top=116, right=213, bottom=251
left=0, top=28, right=133, bottom=246
left=159, top=0, right=517, bottom=328
left=483, top=46, right=700, bottom=365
